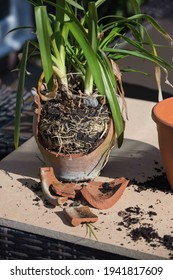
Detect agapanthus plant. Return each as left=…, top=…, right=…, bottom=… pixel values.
left=14, top=0, right=173, bottom=149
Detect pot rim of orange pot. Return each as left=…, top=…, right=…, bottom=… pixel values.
left=152, top=97, right=173, bottom=128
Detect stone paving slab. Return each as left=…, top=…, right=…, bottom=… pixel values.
left=0, top=98, right=172, bottom=260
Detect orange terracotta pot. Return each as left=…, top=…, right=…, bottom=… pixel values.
left=152, top=97, right=173, bottom=189
left=33, top=91, right=115, bottom=182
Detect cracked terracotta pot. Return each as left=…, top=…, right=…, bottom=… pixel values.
left=33, top=91, right=115, bottom=182
left=152, top=97, right=173, bottom=189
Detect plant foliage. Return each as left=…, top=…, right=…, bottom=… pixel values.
left=14, top=0, right=173, bottom=149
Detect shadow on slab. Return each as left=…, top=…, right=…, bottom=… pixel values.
left=0, top=138, right=162, bottom=183
left=123, top=82, right=172, bottom=102
left=101, top=138, right=163, bottom=183
left=17, top=177, right=55, bottom=209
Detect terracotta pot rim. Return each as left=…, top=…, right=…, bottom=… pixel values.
left=152, top=97, right=173, bottom=128
left=37, top=118, right=115, bottom=159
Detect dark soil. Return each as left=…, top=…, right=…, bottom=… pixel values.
left=38, top=93, right=110, bottom=154
left=99, top=181, right=122, bottom=194
left=101, top=182, right=113, bottom=192
left=130, top=161, right=173, bottom=194
left=117, top=205, right=173, bottom=258
left=131, top=173, right=173, bottom=194
left=130, top=226, right=160, bottom=242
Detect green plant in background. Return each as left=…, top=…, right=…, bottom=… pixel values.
left=77, top=0, right=146, bottom=17
left=115, top=0, right=146, bottom=16
left=14, top=0, right=173, bottom=149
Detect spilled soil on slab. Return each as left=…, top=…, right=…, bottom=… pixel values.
left=130, top=160, right=173, bottom=194
left=117, top=205, right=173, bottom=259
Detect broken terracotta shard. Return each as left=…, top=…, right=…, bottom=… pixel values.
left=80, top=177, right=129, bottom=210
left=40, top=167, right=129, bottom=210
left=40, top=167, right=77, bottom=206
left=63, top=206, right=98, bottom=226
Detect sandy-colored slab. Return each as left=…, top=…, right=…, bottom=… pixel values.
left=0, top=98, right=173, bottom=260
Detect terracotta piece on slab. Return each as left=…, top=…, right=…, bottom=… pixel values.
left=63, top=206, right=98, bottom=226
left=40, top=167, right=78, bottom=206
left=40, top=167, right=128, bottom=210
left=152, top=97, right=173, bottom=189
left=80, top=177, right=129, bottom=210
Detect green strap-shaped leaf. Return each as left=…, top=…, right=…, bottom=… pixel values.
left=105, top=44, right=173, bottom=70
left=67, top=21, right=105, bottom=95
left=95, top=0, right=106, bottom=8
left=84, top=2, right=98, bottom=94
left=44, top=0, right=84, bottom=10
left=60, top=4, right=124, bottom=145
left=14, top=41, right=29, bottom=149
left=35, top=6, right=53, bottom=90
left=98, top=56, right=124, bottom=147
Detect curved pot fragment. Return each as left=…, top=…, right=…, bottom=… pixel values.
left=80, top=177, right=129, bottom=210
left=40, top=167, right=77, bottom=206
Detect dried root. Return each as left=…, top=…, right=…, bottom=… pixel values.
left=38, top=92, right=110, bottom=155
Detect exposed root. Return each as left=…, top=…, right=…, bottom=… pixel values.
left=38, top=92, right=110, bottom=155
